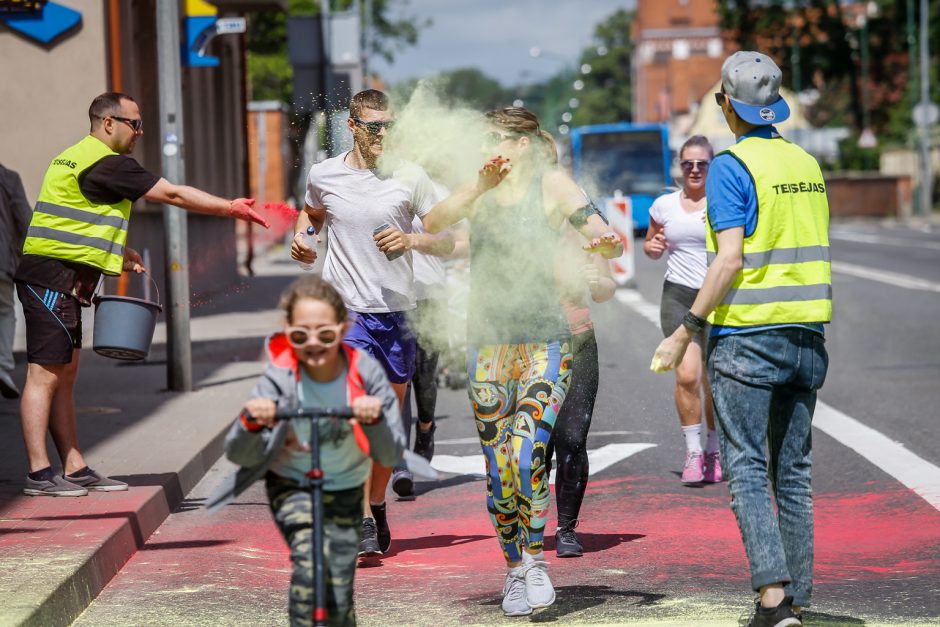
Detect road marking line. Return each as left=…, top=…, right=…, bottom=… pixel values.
left=814, top=402, right=940, bottom=511
left=435, top=430, right=653, bottom=446
left=615, top=290, right=661, bottom=328
left=830, top=230, right=940, bottom=251
left=830, top=261, right=940, bottom=293
left=431, top=443, right=657, bottom=484
left=616, top=288, right=940, bottom=513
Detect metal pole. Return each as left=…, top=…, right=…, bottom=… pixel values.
left=791, top=22, right=801, bottom=94
left=362, top=0, right=372, bottom=88
left=918, top=0, right=932, bottom=216
left=320, top=0, right=333, bottom=156
left=861, top=13, right=872, bottom=170
left=908, top=0, right=917, bottom=105
left=861, top=16, right=871, bottom=132
left=156, top=0, right=193, bottom=391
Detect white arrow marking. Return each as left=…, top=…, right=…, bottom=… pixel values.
left=430, top=442, right=657, bottom=484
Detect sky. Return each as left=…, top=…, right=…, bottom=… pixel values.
left=370, top=0, right=637, bottom=87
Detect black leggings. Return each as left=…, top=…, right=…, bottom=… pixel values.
left=413, top=334, right=439, bottom=426
left=400, top=300, right=442, bottom=457
left=547, top=329, right=599, bottom=525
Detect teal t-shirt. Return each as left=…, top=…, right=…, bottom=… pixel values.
left=268, top=367, right=371, bottom=491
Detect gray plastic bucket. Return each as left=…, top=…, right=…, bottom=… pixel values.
left=92, top=277, right=163, bottom=360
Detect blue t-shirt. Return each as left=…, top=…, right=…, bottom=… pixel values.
left=705, top=126, right=824, bottom=338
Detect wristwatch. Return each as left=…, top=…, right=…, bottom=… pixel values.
left=682, top=311, right=707, bottom=334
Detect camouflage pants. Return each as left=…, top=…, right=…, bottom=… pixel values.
left=266, top=473, right=364, bottom=627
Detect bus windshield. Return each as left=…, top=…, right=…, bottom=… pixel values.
left=578, top=130, right=667, bottom=198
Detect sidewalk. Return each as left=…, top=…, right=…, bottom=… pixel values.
left=0, top=252, right=299, bottom=627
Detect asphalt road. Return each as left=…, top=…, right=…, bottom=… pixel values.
left=75, top=220, right=940, bottom=626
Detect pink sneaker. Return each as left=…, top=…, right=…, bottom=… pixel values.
left=703, top=451, right=723, bottom=483
left=681, top=451, right=704, bottom=484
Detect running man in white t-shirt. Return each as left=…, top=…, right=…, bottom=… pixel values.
left=644, top=135, right=722, bottom=486
left=291, top=90, right=455, bottom=557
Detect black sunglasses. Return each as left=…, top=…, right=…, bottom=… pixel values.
left=483, top=130, right=520, bottom=147
left=351, top=117, right=394, bottom=135
left=680, top=159, right=710, bottom=172
left=111, top=116, right=143, bottom=132
left=714, top=92, right=726, bottom=108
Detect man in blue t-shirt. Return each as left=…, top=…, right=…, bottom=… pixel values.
left=652, top=51, right=831, bottom=627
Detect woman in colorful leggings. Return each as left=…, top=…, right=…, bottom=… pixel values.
left=423, top=107, right=622, bottom=617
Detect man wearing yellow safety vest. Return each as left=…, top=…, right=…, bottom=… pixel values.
left=652, top=52, right=830, bottom=627
left=14, top=92, right=269, bottom=498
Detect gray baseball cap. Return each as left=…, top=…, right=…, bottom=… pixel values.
left=721, top=51, right=790, bottom=125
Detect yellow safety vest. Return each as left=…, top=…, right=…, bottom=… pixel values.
left=23, top=135, right=132, bottom=276
left=706, top=136, right=832, bottom=327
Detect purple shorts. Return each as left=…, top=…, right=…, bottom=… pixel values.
left=344, top=311, right=416, bottom=384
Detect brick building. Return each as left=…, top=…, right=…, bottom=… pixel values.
left=631, top=0, right=730, bottom=124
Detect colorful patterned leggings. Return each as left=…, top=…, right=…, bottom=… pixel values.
left=468, top=341, right=572, bottom=563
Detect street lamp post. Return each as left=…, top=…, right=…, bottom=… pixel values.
left=917, top=0, right=932, bottom=216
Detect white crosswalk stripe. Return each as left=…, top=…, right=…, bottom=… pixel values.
left=431, top=443, right=657, bottom=483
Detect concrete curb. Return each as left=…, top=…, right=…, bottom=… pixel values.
left=19, top=426, right=227, bottom=627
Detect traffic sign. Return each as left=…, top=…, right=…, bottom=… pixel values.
left=858, top=127, right=878, bottom=149
left=913, top=102, right=939, bottom=127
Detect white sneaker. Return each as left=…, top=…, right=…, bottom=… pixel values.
left=501, top=566, right=532, bottom=616
left=522, top=552, right=555, bottom=609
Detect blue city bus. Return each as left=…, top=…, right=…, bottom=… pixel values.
left=569, top=122, right=671, bottom=234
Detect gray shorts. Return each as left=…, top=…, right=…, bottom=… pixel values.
left=660, top=280, right=708, bottom=348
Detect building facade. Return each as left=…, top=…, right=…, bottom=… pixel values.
left=0, top=0, right=281, bottom=297
left=631, top=0, right=730, bottom=124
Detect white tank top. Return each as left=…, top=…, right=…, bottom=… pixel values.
left=648, top=190, right=708, bottom=290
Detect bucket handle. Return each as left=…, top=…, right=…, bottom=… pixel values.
left=95, top=270, right=161, bottom=306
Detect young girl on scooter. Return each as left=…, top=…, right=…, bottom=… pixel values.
left=208, top=275, right=405, bottom=626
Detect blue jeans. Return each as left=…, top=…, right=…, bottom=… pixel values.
left=707, top=328, right=828, bottom=607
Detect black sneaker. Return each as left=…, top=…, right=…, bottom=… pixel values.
left=555, top=520, right=583, bottom=557
left=372, top=503, right=391, bottom=553
left=747, top=596, right=802, bottom=627
left=359, top=517, right=382, bottom=556
left=391, top=469, right=415, bottom=500
left=413, top=422, right=436, bottom=462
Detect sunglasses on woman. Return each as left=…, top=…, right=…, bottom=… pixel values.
left=680, top=159, right=710, bottom=172
left=352, top=117, right=395, bottom=135
left=482, top=130, right=520, bottom=147
left=285, top=324, right=344, bottom=348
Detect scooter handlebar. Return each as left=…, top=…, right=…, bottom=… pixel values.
left=243, top=406, right=384, bottom=427
left=274, top=407, right=357, bottom=420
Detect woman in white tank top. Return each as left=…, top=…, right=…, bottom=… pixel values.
left=643, top=136, right=723, bottom=486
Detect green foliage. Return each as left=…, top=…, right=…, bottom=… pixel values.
left=248, top=53, right=293, bottom=103
left=390, top=69, right=511, bottom=111
left=521, top=8, right=635, bottom=131
left=572, top=8, right=634, bottom=126
left=715, top=0, right=940, bottom=147
left=835, top=135, right=881, bottom=171
left=246, top=0, right=428, bottom=105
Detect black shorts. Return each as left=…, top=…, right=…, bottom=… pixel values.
left=660, top=279, right=708, bottom=349
left=16, top=282, right=82, bottom=364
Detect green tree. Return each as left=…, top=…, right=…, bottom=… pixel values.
left=571, top=8, right=635, bottom=127
left=390, top=68, right=510, bottom=111
left=247, top=0, right=429, bottom=104
left=521, top=9, right=635, bottom=130
left=715, top=0, right=940, bottom=147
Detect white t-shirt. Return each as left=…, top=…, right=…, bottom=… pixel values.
left=411, top=216, right=447, bottom=301
left=648, top=190, right=708, bottom=290
left=305, top=154, right=437, bottom=312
